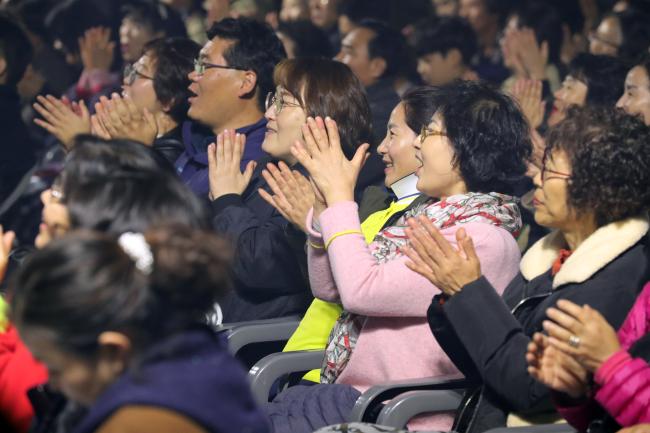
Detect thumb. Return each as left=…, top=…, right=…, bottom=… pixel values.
left=243, top=160, right=257, bottom=184
left=351, top=143, right=370, bottom=169
left=207, top=142, right=217, bottom=170
left=2, top=230, right=15, bottom=253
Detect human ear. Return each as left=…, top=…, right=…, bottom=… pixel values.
left=238, top=70, right=258, bottom=97
left=96, top=331, right=132, bottom=377
left=369, top=57, right=387, bottom=80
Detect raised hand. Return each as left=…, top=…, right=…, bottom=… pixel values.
left=512, top=78, right=545, bottom=130
left=402, top=215, right=482, bottom=296
left=258, top=161, right=315, bottom=232
left=207, top=129, right=257, bottom=200
left=95, top=93, right=158, bottom=145
left=79, top=26, right=115, bottom=72
left=543, top=299, right=621, bottom=372
left=0, top=226, right=15, bottom=283
left=526, top=332, right=590, bottom=399
left=516, top=27, right=549, bottom=81
left=33, top=95, right=90, bottom=149
left=290, top=116, right=369, bottom=206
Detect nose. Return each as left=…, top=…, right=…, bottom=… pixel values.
left=264, top=104, right=276, bottom=121
left=532, top=169, right=542, bottom=188
left=615, top=93, right=626, bottom=109
left=377, top=137, right=388, bottom=155
left=188, top=69, right=199, bottom=82
left=334, top=51, right=343, bottom=62
left=40, top=188, right=51, bottom=206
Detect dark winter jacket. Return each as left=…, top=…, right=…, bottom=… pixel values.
left=211, top=157, right=312, bottom=322
left=428, top=216, right=650, bottom=433
left=71, top=326, right=268, bottom=433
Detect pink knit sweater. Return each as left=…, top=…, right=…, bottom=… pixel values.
left=307, top=201, right=521, bottom=430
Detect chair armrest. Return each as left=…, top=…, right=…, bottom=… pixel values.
left=223, top=317, right=302, bottom=355
left=376, top=389, right=464, bottom=428
left=483, top=424, right=575, bottom=433
left=350, top=376, right=469, bottom=423
left=248, top=350, right=325, bottom=406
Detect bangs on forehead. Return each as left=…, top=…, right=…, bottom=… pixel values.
left=273, top=60, right=308, bottom=108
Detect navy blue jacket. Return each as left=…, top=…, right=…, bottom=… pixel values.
left=71, top=326, right=268, bottom=433
left=175, top=119, right=267, bottom=197
left=211, top=157, right=312, bottom=322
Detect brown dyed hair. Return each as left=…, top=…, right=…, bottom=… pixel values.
left=273, top=57, right=373, bottom=158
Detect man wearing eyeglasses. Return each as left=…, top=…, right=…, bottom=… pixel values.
left=174, top=17, right=286, bottom=196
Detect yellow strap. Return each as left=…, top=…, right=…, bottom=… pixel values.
left=308, top=240, right=325, bottom=249
left=324, top=229, right=362, bottom=250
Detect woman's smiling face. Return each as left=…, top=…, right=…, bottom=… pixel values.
left=377, top=103, right=419, bottom=187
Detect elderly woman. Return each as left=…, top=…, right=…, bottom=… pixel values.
left=34, top=37, right=200, bottom=164
left=266, top=81, right=531, bottom=433
left=403, top=107, right=650, bottom=433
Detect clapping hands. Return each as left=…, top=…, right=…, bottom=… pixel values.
left=207, top=129, right=257, bottom=200
left=93, top=93, right=158, bottom=145
left=290, top=116, right=369, bottom=206
left=33, top=95, right=90, bottom=149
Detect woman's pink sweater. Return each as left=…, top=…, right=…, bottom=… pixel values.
left=307, top=201, right=521, bottom=430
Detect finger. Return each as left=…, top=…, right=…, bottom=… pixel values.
left=351, top=143, right=370, bottom=170
left=417, top=215, right=456, bottom=257
left=543, top=322, right=577, bottom=353
left=324, top=117, right=342, bottom=152
left=33, top=102, right=59, bottom=125
left=35, top=96, right=62, bottom=122
left=111, top=93, right=131, bottom=124
left=222, top=130, right=234, bottom=162
left=238, top=132, right=247, bottom=160
left=404, top=223, right=443, bottom=268
left=33, top=118, right=58, bottom=135
left=457, top=228, right=479, bottom=263
left=403, top=248, right=436, bottom=282
left=216, top=133, right=225, bottom=163
left=45, top=95, right=70, bottom=118
left=243, top=160, right=257, bottom=184
left=546, top=306, right=581, bottom=332
left=307, top=117, right=329, bottom=151
left=78, top=100, right=90, bottom=120
left=2, top=230, right=15, bottom=253
left=291, top=140, right=316, bottom=173
left=301, top=122, right=319, bottom=156
left=207, top=142, right=217, bottom=172
left=259, top=188, right=292, bottom=221
left=554, top=299, right=584, bottom=319
left=123, top=94, right=141, bottom=119
left=262, top=167, right=289, bottom=201
left=142, top=108, right=158, bottom=136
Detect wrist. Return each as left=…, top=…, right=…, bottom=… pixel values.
left=325, top=191, right=354, bottom=206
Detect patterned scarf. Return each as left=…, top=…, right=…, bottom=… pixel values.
left=320, top=192, right=522, bottom=384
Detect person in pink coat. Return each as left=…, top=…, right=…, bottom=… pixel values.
left=527, top=281, right=650, bottom=432
left=264, top=81, right=532, bottom=433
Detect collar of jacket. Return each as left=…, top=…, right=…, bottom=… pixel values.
left=520, top=215, right=649, bottom=288
left=389, top=172, right=420, bottom=202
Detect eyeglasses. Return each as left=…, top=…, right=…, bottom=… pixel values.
left=123, top=63, right=154, bottom=86
left=541, top=152, right=572, bottom=183
left=418, top=126, right=447, bottom=144
left=265, top=87, right=301, bottom=113
left=588, top=31, right=621, bottom=49
left=193, top=58, right=248, bottom=75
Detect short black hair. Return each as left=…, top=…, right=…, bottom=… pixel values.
left=510, top=1, right=563, bottom=65
left=569, top=53, right=628, bottom=108
left=0, top=12, right=33, bottom=87
left=61, top=136, right=209, bottom=234
left=432, top=80, right=532, bottom=195
left=207, top=17, right=287, bottom=111
left=357, top=19, right=408, bottom=81
left=413, top=16, right=477, bottom=66
left=546, top=106, right=650, bottom=226
left=338, top=0, right=391, bottom=25
left=401, top=86, right=442, bottom=134
left=121, top=0, right=187, bottom=38
left=144, top=37, right=201, bottom=124
left=277, top=20, right=334, bottom=58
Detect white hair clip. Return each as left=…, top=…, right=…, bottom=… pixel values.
left=118, top=232, right=154, bottom=275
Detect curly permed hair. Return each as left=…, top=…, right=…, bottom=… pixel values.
left=545, top=106, right=650, bottom=226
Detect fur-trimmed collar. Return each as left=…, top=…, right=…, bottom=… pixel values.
left=520, top=216, right=649, bottom=288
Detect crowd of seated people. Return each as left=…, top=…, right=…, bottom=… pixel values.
left=1, top=0, right=650, bottom=433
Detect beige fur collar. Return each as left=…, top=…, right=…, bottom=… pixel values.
left=520, top=216, right=649, bottom=288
